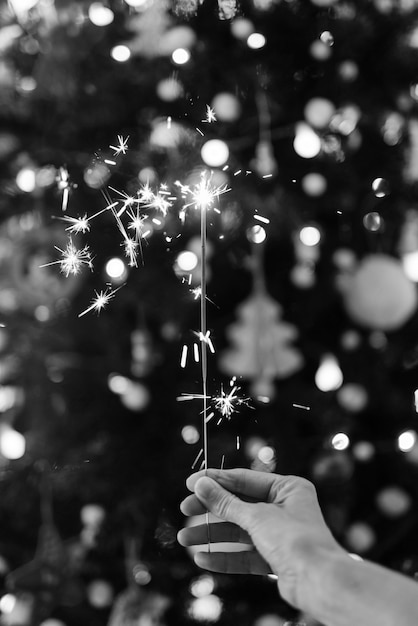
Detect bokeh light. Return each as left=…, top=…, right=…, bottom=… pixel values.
left=188, top=595, right=223, bottom=622
left=176, top=250, right=198, bottom=272
left=105, top=257, right=127, bottom=281
left=247, top=33, right=266, bottom=49
left=181, top=425, right=200, bottom=444
left=299, top=225, right=321, bottom=246
left=315, top=354, right=343, bottom=392
left=16, top=167, right=36, bottom=192
left=331, top=432, right=350, bottom=450
left=398, top=429, right=417, bottom=452
left=201, top=139, right=229, bottom=167
left=293, top=123, right=321, bottom=158
left=247, top=225, right=267, bottom=244
left=0, top=427, right=26, bottom=460
left=110, top=45, right=131, bottom=62
left=88, top=3, right=114, bottom=26
left=172, top=48, right=191, bottom=64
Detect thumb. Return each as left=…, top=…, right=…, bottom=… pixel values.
left=194, top=476, right=250, bottom=526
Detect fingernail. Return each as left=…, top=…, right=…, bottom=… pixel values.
left=195, top=476, right=215, bottom=499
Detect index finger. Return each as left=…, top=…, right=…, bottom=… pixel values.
left=186, top=468, right=285, bottom=501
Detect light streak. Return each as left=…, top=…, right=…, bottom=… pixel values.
left=40, top=238, right=93, bottom=277
left=180, top=345, right=188, bottom=368
left=78, top=284, right=124, bottom=318
left=292, top=403, right=311, bottom=411
left=56, top=166, right=73, bottom=212
left=254, top=214, right=270, bottom=224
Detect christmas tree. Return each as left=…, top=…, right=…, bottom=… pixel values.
left=1, top=0, right=418, bottom=624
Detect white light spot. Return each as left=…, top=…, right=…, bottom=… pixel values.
left=177, top=251, right=198, bottom=272
left=181, top=425, right=200, bottom=445
left=111, top=45, right=131, bottom=62
left=201, top=139, right=229, bottom=167
left=331, top=432, right=350, bottom=450
left=299, top=225, right=321, bottom=246
left=293, top=123, right=321, bottom=158
left=398, top=430, right=417, bottom=452
left=88, top=3, right=114, bottom=26
left=247, top=33, right=266, bottom=49
left=0, top=427, right=26, bottom=460
left=315, top=354, right=343, bottom=392
left=16, top=168, right=36, bottom=192
left=172, top=48, right=191, bottom=65
left=105, top=257, right=126, bottom=279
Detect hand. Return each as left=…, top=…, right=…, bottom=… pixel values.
left=178, top=468, right=344, bottom=610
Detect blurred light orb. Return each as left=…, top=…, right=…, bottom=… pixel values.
left=120, top=381, right=150, bottom=411
left=309, top=39, right=332, bottom=60
left=188, top=595, right=223, bottom=622
left=340, top=254, right=417, bottom=331
left=80, top=503, right=106, bottom=527
left=138, top=167, right=157, bottom=184
left=88, top=3, right=114, bottom=26
left=87, top=580, right=114, bottom=608
left=338, top=59, right=359, bottom=81
left=105, top=257, right=127, bottom=280
left=293, top=123, right=321, bottom=158
left=247, top=33, right=266, bottom=49
left=331, top=432, right=350, bottom=451
left=12, top=0, right=39, bottom=11
left=34, top=305, right=51, bottom=322
left=108, top=373, right=130, bottom=395
left=333, top=248, right=357, bottom=271
left=211, top=92, right=241, bottom=122
left=402, top=251, right=418, bottom=282
left=84, top=162, right=110, bottom=188
left=372, top=177, right=390, bottom=198
left=398, top=430, right=417, bottom=452
left=181, top=425, right=200, bottom=445
left=132, top=562, right=151, bottom=585
left=247, top=225, right=267, bottom=244
left=36, top=165, right=56, bottom=188
left=201, top=139, right=229, bottom=167
left=376, top=486, right=412, bottom=517
left=255, top=616, right=283, bottom=626
left=311, top=0, right=337, bottom=4
left=230, top=17, right=254, bottom=39
left=124, top=0, right=148, bottom=6
left=315, top=354, right=343, bottom=392
left=320, top=30, right=334, bottom=46
left=16, top=167, right=36, bottom=192
left=290, top=263, right=316, bottom=288
left=0, top=594, right=16, bottom=614
left=159, top=25, right=197, bottom=54
left=345, top=522, right=375, bottom=553
left=299, top=225, right=321, bottom=246
left=156, top=77, right=183, bottom=101
left=301, top=172, right=327, bottom=196
left=40, top=620, right=66, bottom=626
left=0, top=427, right=25, bottom=460
left=244, top=436, right=267, bottom=460
left=337, top=383, right=368, bottom=412
left=352, top=441, right=375, bottom=462
left=363, top=211, right=383, bottom=232
left=111, top=45, right=131, bottom=62
left=190, top=574, right=215, bottom=598
left=258, top=446, right=275, bottom=464
left=19, top=76, right=37, bottom=92
left=304, top=97, right=335, bottom=128
left=172, top=47, right=190, bottom=64
left=176, top=250, right=198, bottom=272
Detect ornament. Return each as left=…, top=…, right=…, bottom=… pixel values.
left=219, top=243, right=304, bottom=400
left=337, top=254, right=417, bottom=330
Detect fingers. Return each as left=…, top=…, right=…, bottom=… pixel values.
left=178, top=521, right=252, bottom=547
left=192, top=476, right=252, bottom=527
left=193, top=550, right=271, bottom=576
left=180, top=493, right=207, bottom=516
left=186, top=468, right=287, bottom=502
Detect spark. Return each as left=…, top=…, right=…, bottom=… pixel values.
left=196, top=127, right=204, bottom=136
left=109, top=135, right=129, bottom=156
left=202, top=105, right=217, bottom=124
left=78, top=284, right=124, bottom=318
left=123, top=236, right=139, bottom=267
left=182, top=171, right=230, bottom=212
left=56, top=166, right=74, bottom=212
left=194, top=329, right=215, bottom=353
left=180, top=345, right=188, bottom=368
left=192, top=448, right=204, bottom=469
left=58, top=214, right=91, bottom=234
left=108, top=186, right=138, bottom=217
left=213, top=383, right=250, bottom=420
left=254, top=214, right=270, bottom=224
left=40, top=238, right=93, bottom=277
left=292, top=403, right=311, bottom=411
left=104, top=159, right=116, bottom=166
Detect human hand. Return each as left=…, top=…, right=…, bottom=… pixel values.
left=178, top=468, right=344, bottom=610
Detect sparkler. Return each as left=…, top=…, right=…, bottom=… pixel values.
left=78, top=284, right=124, bottom=318
left=56, top=166, right=74, bottom=212
left=40, top=238, right=93, bottom=277
left=109, top=135, right=129, bottom=156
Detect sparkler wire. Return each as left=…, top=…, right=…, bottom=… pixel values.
left=200, top=191, right=211, bottom=549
